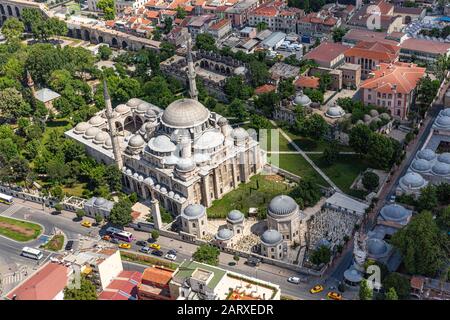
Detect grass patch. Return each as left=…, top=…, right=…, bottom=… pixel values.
left=309, top=154, right=369, bottom=194
left=120, top=251, right=178, bottom=270
left=208, top=174, right=294, bottom=218
left=285, top=131, right=354, bottom=152
left=268, top=154, right=329, bottom=187
left=0, top=216, right=43, bottom=242
left=42, top=234, right=65, bottom=251
left=62, top=182, right=87, bottom=197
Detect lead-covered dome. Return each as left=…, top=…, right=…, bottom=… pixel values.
left=175, top=158, right=196, bottom=172
left=162, top=98, right=210, bottom=128
left=89, top=115, right=104, bottom=126
left=367, top=238, right=389, bottom=258
left=380, top=204, right=410, bottom=222
left=93, top=131, right=109, bottom=144
left=128, top=134, right=145, bottom=148
left=400, top=172, right=426, bottom=189
left=83, top=127, right=101, bottom=139
left=431, top=161, right=450, bottom=176
left=417, top=148, right=436, bottom=161
left=411, top=158, right=431, bottom=172
left=127, top=98, right=144, bottom=108
left=441, top=108, right=450, bottom=117
left=148, top=135, right=176, bottom=153
left=438, top=153, right=450, bottom=164
left=268, top=195, right=298, bottom=216
left=231, top=127, right=249, bottom=140
left=215, top=228, right=234, bottom=241
left=115, top=104, right=130, bottom=114
left=227, top=210, right=244, bottom=223
left=260, top=229, right=283, bottom=246
left=182, top=204, right=206, bottom=219
left=94, top=197, right=107, bottom=207
left=326, top=106, right=345, bottom=118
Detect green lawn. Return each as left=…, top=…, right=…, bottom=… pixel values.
left=208, top=174, right=294, bottom=218
left=309, top=154, right=369, bottom=194
left=62, top=182, right=88, bottom=198
left=42, top=234, right=64, bottom=251
left=120, top=251, right=178, bottom=270
left=268, top=154, right=329, bottom=187
left=284, top=131, right=354, bottom=152
left=0, top=216, right=43, bottom=242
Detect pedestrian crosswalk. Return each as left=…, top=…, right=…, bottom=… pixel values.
left=0, top=204, right=22, bottom=217
left=1, top=269, right=27, bottom=286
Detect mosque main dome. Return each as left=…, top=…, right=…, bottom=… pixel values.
left=161, top=98, right=210, bottom=128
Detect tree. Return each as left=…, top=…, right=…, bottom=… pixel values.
left=0, top=88, right=31, bottom=121
left=433, top=54, right=450, bottom=83
left=193, top=244, right=220, bottom=266
left=349, top=124, right=372, bottom=155
left=95, top=214, right=103, bottom=225
left=382, top=273, right=410, bottom=299
left=109, top=198, right=133, bottom=227
left=224, top=76, right=253, bottom=100
left=256, top=22, right=268, bottom=32
left=97, top=0, right=115, bottom=20
left=151, top=230, right=159, bottom=241
left=195, top=33, right=216, bottom=52
left=362, top=171, right=379, bottom=191
left=303, top=88, right=323, bottom=103
left=322, top=144, right=339, bottom=166
left=290, top=179, right=321, bottom=209
left=175, top=6, right=186, bottom=19
left=332, top=27, right=347, bottom=43
left=76, top=209, right=85, bottom=220
left=416, top=185, right=438, bottom=213
left=278, top=78, right=295, bottom=99
left=248, top=114, right=271, bottom=131
left=98, top=45, right=113, bottom=60
left=249, top=60, right=269, bottom=87
left=437, top=205, right=450, bottom=230
left=300, top=113, right=329, bottom=140
left=309, top=245, right=331, bottom=265
left=367, top=133, right=395, bottom=170
left=436, top=183, right=450, bottom=206
left=254, top=91, right=280, bottom=117
left=229, top=99, right=248, bottom=122
left=385, top=287, right=398, bottom=300
left=64, top=276, right=97, bottom=300
left=104, top=165, right=122, bottom=192
left=21, top=8, right=42, bottom=31
left=0, top=138, right=19, bottom=162
left=359, top=279, right=373, bottom=300
left=1, top=18, right=25, bottom=42
left=319, top=73, right=332, bottom=92
left=391, top=211, right=446, bottom=277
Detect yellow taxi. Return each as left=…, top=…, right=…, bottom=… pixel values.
left=118, top=243, right=131, bottom=249
left=150, top=243, right=161, bottom=250
left=81, top=221, right=92, bottom=228
left=309, top=285, right=324, bottom=294
left=327, top=292, right=343, bottom=300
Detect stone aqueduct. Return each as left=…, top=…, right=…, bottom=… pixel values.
left=0, top=0, right=160, bottom=51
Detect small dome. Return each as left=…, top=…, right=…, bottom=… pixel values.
left=268, top=195, right=298, bottom=216
left=127, top=98, right=144, bottom=108
left=227, top=210, right=244, bottom=223
left=176, top=158, right=196, bottom=172
left=145, top=108, right=157, bottom=119
left=182, top=204, right=206, bottom=219
left=163, top=154, right=179, bottom=166
left=431, top=161, right=450, bottom=176
left=94, top=197, right=107, bottom=207
left=436, top=115, right=450, bottom=128
left=260, top=229, right=283, bottom=246
left=232, top=127, right=249, bottom=140
left=400, top=172, right=426, bottom=189
left=143, top=177, right=154, bottom=186
left=326, top=106, right=345, bottom=118
left=437, top=153, right=450, bottom=164
left=160, top=187, right=167, bottom=193
left=411, top=158, right=431, bottom=172
left=93, top=131, right=109, bottom=144
left=380, top=204, right=410, bottom=222
left=367, top=238, right=388, bottom=257
left=89, top=115, right=104, bottom=126
left=344, top=267, right=363, bottom=283
left=115, top=104, right=131, bottom=114
left=380, top=113, right=391, bottom=120
left=369, top=109, right=379, bottom=117
left=128, top=134, right=145, bottom=148
left=293, top=92, right=311, bottom=106
left=168, top=191, right=175, bottom=197
left=215, top=228, right=234, bottom=241
left=441, top=108, right=450, bottom=117
left=417, top=149, right=436, bottom=161
left=126, top=169, right=132, bottom=176
left=133, top=172, right=139, bottom=179
left=83, top=127, right=101, bottom=139
left=148, top=135, right=176, bottom=153
left=217, top=117, right=228, bottom=126
left=103, top=137, right=112, bottom=149
left=136, top=103, right=149, bottom=113
left=363, top=114, right=372, bottom=122
left=74, top=122, right=90, bottom=134
left=162, top=98, right=210, bottom=128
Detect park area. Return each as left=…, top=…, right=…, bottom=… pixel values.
left=0, top=216, right=43, bottom=242
left=208, top=174, right=294, bottom=219
left=41, top=234, right=65, bottom=251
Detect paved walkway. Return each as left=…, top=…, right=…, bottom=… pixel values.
left=267, top=151, right=357, bottom=155
left=269, top=120, right=342, bottom=192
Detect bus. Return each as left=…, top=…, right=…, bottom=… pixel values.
left=106, top=227, right=133, bottom=242
left=0, top=192, right=13, bottom=205
left=21, top=247, right=43, bottom=260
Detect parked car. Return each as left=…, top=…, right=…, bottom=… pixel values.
left=65, top=240, right=74, bottom=251
left=245, top=257, right=261, bottom=267
left=287, top=277, right=301, bottom=284
left=310, top=285, right=324, bottom=294
left=164, top=253, right=176, bottom=261
left=102, top=235, right=111, bottom=241
left=151, top=250, right=163, bottom=257
left=150, top=243, right=161, bottom=250
left=140, top=246, right=151, bottom=254
left=327, top=291, right=342, bottom=300
left=136, top=240, right=147, bottom=247
left=167, top=249, right=177, bottom=255
left=119, top=243, right=131, bottom=249
left=81, top=221, right=92, bottom=228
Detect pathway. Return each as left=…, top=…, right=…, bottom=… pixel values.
left=267, top=151, right=357, bottom=155
left=269, top=120, right=342, bottom=192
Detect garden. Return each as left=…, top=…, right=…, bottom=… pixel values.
left=0, top=216, right=43, bottom=242
left=41, top=234, right=65, bottom=251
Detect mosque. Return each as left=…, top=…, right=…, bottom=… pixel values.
left=65, top=36, right=266, bottom=215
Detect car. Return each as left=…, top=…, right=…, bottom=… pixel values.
left=65, top=240, right=74, bottom=251
left=136, top=240, right=147, bottom=247
left=327, top=292, right=342, bottom=300
left=164, top=253, right=177, bottom=261
left=102, top=235, right=111, bottom=241
left=310, top=285, right=324, bottom=294
left=150, top=243, right=161, bottom=250
left=245, top=257, right=261, bottom=267
left=167, top=249, right=177, bottom=255
left=118, top=243, right=131, bottom=249
left=140, top=246, right=151, bottom=254
left=151, top=250, right=163, bottom=257
left=287, top=277, right=301, bottom=284
left=81, top=221, right=92, bottom=228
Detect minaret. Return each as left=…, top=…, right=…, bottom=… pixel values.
left=27, top=70, right=35, bottom=97
left=103, top=79, right=124, bottom=169
left=186, top=33, right=198, bottom=100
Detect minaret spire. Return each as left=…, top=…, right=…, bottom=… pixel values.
left=186, top=33, right=198, bottom=100
left=103, top=78, right=124, bottom=169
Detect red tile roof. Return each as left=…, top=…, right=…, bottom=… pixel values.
left=400, top=38, right=450, bottom=55
left=98, top=271, right=142, bottom=300
left=7, top=263, right=69, bottom=300
left=254, top=84, right=276, bottom=95
left=304, top=42, right=349, bottom=65
left=142, top=266, right=174, bottom=286
left=345, top=41, right=400, bottom=62
left=209, top=19, right=231, bottom=31
left=410, top=276, right=425, bottom=290
left=360, top=62, right=426, bottom=94
left=295, top=76, right=320, bottom=89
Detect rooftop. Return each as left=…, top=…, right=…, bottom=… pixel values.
left=344, top=41, right=400, bottom=62
left=173, top=260, right=226, bottom=290
left=304, top=42, right=348, bottom=65
left=34, top=88, right=61, bottom=103
left=400, top=38, right=450, bottom=55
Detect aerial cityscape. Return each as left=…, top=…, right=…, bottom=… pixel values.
left=0, top=0, right=449, bottom=304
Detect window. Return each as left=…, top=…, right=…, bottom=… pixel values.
left=192, top=223, right=196, bottom=228
left=368, top=94, right=371, bottom=100
left=271, top=247, right=274, bottom=252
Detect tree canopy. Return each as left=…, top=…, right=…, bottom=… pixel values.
left=193, top=244, right=220, bottom=266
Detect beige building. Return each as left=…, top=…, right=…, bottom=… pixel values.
left=180, top=203, right=208, bottom=238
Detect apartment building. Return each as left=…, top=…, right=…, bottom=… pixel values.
left=297, top=11, right=341, bottom=38
left=248, top=1, right=304, bottom=34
